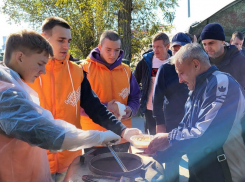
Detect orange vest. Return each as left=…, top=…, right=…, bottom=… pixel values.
left=81, top=58, right=132, bottom=143
left=0, top=132, right=52, bottom=182
left=28, top=54, right=84, bottom=174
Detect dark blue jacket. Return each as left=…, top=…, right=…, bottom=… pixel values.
left=152, top=62, right=189, bottom=132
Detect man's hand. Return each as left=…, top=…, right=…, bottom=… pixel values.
left=121, top=128, right=142, bottom=142
left=121, top=106, right=132, bottom=121
left=156, top=124, right=166, bottom=133
left=145, top=133, right=170, bottom=154
left=107, top=99, right=120, bottom=118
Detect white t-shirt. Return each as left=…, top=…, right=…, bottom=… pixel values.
left=146, top=56, right=168, bottom=110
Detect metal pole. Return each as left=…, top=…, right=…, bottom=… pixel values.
left=188, top=0, right=190, bottom=17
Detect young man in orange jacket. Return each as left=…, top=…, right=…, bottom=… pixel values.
left=81, top=30, right=141, bottom=154
left=29, top=17, right=142, bottom=182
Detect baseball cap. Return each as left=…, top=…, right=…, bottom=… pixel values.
left=171, top=32, right=192, bottom=48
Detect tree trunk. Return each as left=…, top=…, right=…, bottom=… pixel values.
left=118, top=0, right=132, bottom=62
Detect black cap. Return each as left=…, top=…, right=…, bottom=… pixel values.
left=200, top=23, right=225, bottom=41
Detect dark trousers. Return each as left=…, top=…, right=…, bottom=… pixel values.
left=144, top=109, right=156, bottom=135
left=84, top=142, right=130, bottom=156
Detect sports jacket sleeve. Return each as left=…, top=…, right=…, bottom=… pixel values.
left=152, top=64, right=166, bottom=125
left=168, top=75, right=241, bottom=155
left=80, top=72, right=127, bottom=136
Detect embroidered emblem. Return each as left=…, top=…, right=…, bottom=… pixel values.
left=218, top=86, right=226, bottom=92
left=65, top=86, right=81, bottom=107
left=119, top=87, right=130, bottom=99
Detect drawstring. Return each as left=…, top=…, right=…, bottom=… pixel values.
left=66, top=59, right=78, bottom=117
left=87, top=62, right=92, bottom=80
left=39, top=76, right=42, bottom=88
left=123, top=67, right=130, bottom=94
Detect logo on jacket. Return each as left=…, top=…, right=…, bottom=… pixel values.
left=65, top=86, right=81, bottom=107
left=218, top=86, right=226, bottom=92
left=119, top=87, right=130, bottom=99
left=151, top=68, right=159, bottom=77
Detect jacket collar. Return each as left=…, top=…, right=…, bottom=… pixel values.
left=210, top=45, right=240, bottom=67
left=46, top=53, right=70, bottom=69
left=88, top=47, right=124, bottom=70
left=143, top=51, right=154, bottom=71
left=195, top=66, right=218, bottom=88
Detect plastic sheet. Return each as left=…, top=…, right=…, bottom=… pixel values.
left=0, top=66, right=121, bottom=151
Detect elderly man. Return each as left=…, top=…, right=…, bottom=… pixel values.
left=147, top=43, right=245, bottom=182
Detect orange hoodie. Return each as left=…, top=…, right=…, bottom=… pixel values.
left=28, top=54, right=84, bottom=174
left=81, top=57, right=132, bottom=144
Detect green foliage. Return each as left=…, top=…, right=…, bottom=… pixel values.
left=1, top=0, right=178, bottom=60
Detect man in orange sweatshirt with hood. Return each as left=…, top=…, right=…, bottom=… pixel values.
left=29, top=17, right=142, bottom=182
left=81, top=30, right=141, bottom=154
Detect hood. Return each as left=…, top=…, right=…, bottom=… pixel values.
left=224, top=45, right=240, bottom=58
left=142, top=51, right=154, bottom=72
left=88, top=47, right=124, bottom=70
left=212, top=45, right=241, bottom=67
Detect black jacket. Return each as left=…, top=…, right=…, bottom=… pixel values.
left=211, top=45, right=245, bottom=90
left=133, top=51, right=154, bottom=116
left=152, top=62, right=189, bottom=132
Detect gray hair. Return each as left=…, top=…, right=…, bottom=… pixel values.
left=170, top=43, right=209, bottom=65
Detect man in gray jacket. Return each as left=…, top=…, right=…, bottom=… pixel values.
left=201, top=23, right=245, bottom=90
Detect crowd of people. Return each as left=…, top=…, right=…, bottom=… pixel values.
left=0, top=16, right=245, bottom=182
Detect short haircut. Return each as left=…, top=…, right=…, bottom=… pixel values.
left=152, top=32, right=170, bottom=46
left=170, top=43, right=209, bottom=65
left=42, top=16, right=71, bottom=34
left=231, top=31, right=244, bottom=41
left=99, top=30, right=121, bottom=45
left=4, top=29, right=53, bottom=65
